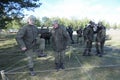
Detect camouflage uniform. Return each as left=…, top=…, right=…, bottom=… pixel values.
left=83, top=24, right=94, bottom=56
left=95, top=24, right=106, bottom=57
left=36, top=36, right=47, bottom=57
left=66, top=26, right=74, bottom=44
left=51, top=25, right=69, bottom=69
left=76, top=28, right=83, bottom=44
left=16, top=24, right=39, bottom=69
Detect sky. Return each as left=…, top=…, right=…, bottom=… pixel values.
left=24, top=0, right=120, bottom=24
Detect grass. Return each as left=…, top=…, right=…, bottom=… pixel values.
left=0, top=30, right=120, bottom=80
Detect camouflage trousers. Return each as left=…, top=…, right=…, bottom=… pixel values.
left=39, top=38, right=45, bottom=51
left=36, top=38, right=45, bottom=51
left=77, top=36, right=84, bottom=44
left=25, top=38, right=45, bottom=68
left=54, top=50, right=65, bottom=64
left=83, top=40, right=93, bottom=55
left=95, top=41, right=105, bottom=55
left=25, top=49, right=37, bottom=68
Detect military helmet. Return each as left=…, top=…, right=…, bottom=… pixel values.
left=89, top=21, right=93, bottom=24
left=98, top=21, right=102, bottom=25
left=98, top=21, right=103, bottom=26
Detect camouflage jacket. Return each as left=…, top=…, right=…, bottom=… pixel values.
left=16, top=24, right=39, bottom=49
left=51, top=26, right=70, bottom=52
left=83, top=25, right=94, bottom=41
left=96, top=26, right=106, bottom=42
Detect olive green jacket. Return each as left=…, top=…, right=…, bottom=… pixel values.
left=96, top=26, right=106, bottom=42
left=16, top=24, right=39, bottom=49
left=51, top=26, right=70, bottom=52
left=84, top=25, right=94, bottom=42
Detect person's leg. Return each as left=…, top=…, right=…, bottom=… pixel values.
left=95, top=42, right=100, bottom=55
left=54, top=51, right=60, bottom=70
left=87, top=41, right=92, bottom=56
left=38, top=38, right=47, bottom=57
left=25, top=49, right=35, bottom=76
left=83, top=41, right=88, bottom=56
left=99, top=41, right=105, bottom=57
left=60, top=50, right=65, bottom=69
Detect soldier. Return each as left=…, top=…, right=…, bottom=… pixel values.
left=76, top=28, right=83, bottom=44
left=83, top=25, right=87, bottom=43
left=66, top=25, right=74, bottom=44
left=95, top=22, right=106, bottom=57
left=16, top=15, right=44, bottom=76
left=51, top=20, right=70, bottom=71
left=83, top=21, right=95, bottom=56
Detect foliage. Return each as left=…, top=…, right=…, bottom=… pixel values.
left=4, top=16, right=120, bottom=29
left=42, top=16, right=52, bottom=27
left=0, top=0, right=42, bottom=29
left=35, top=18, right=42, bottom=27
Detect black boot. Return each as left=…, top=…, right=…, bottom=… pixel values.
left=29, top=68, right=36, bottom=76
left=60, top=63, right=65, bottom=69
left=87, top=52, right=91, bottom=56
left=83, top=51, right=87, bottom=56
left=96, top=51, right=100, bottom=56
left=98, top=53, right=103, bottom=57
left=55, top=63, right=60, bottom=71
left=38, top=51, right=47, bottom=57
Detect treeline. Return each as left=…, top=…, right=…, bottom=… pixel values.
left=5, top=17, right=120, bottom=30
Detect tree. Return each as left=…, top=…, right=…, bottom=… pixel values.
left=0, top=0, right=42, bottom=29
left=42, top=16, right=52, bottom=27
left=35, top=18, right=42, bottom=27
left=112, top=23, right=117, bottom=29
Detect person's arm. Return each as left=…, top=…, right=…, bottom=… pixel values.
left=62, top=28, right=70, bottom=45
left=16, top=27, right=27, bottom=51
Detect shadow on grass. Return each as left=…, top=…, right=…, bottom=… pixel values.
left=0, top=37, right=120, bottom=80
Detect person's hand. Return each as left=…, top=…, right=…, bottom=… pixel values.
left=86, top=40, right=89, bottom=42
left=66, top=46, right=70, bottom=49
left=21, top=47, right=27, bottom=51
left=98, top=42, right=100, bottom=45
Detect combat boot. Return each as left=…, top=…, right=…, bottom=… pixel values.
left=96, top=51, right=100, bottom=56
left=98, top=53, right=103, bottom=57
left=87, top=52, right=91, bottom=56
left=29, top=68, right=36, bottom=76
left=83, top=51, right=87, bottom=56
left=38, top=51, right=47, bottom=57
left=38, top=53, right=47, bottom=57
left=60, top=63, right=65, bottom=69
left=55, top=63, right=60, bottom=71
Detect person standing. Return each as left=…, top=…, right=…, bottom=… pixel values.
left=51, top=20, right=70, bottom=71
left=95, top=22, right=106, bottom=57
left=83, top=21, right=95, bottom=56
left=16, top=15, right=39, bottom=76
left=66, top=25, right=74, bottom=44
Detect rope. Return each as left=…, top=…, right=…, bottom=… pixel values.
left=4, top=64, right=120, bottom=75
left=73, top=53, right=94, bottom=80
left=5, top=57, right=26, bottom=71
left=6, top=60, right=41, bottom=73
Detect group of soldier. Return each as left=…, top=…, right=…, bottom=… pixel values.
left=82, top=21, right=106, bottom=57
left=16, top=15, right=106, bottom=76
left=67, top=21, right=106, bottom=57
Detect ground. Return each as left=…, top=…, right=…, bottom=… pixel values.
left=0, top=29, right=120, bottom=80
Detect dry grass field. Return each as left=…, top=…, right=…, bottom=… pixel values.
left=0, top=29, right=120, bottom=80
